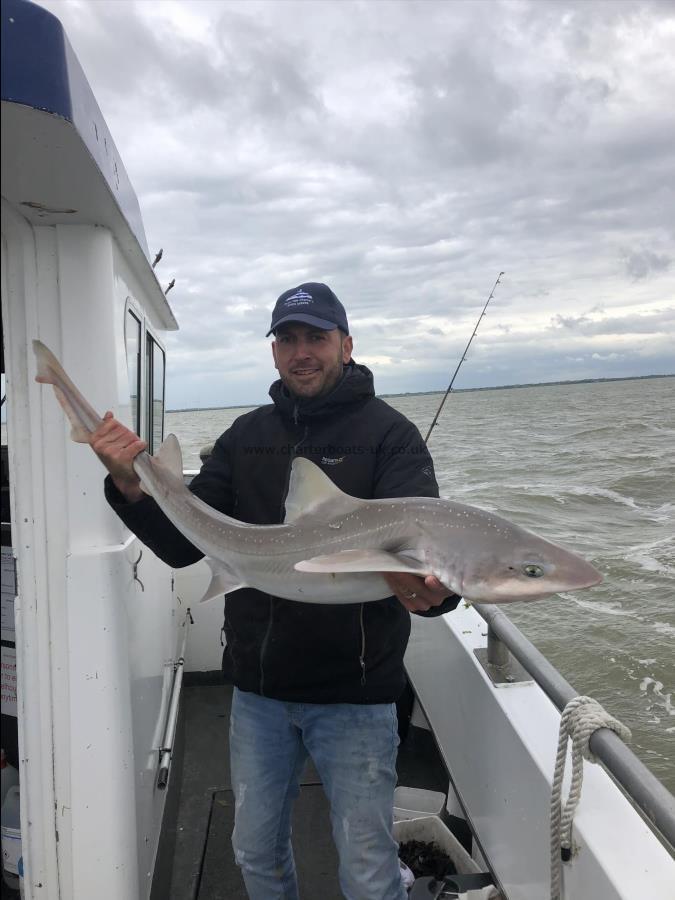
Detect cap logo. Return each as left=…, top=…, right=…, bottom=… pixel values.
left=284, top=289, right=313, bottom=309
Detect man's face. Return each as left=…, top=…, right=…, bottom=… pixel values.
left=272, top=323, right=353, bottom=399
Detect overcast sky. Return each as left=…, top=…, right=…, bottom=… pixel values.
left=38, top=0, right=674, bottom=409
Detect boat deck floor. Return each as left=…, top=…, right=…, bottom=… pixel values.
left=166, top=682, right=449, bottom=900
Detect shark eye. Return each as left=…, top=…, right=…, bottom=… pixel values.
left=523, top=564, right=544, bottom=578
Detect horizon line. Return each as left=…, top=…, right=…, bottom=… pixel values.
left=166, top=372, right=673, bottom=414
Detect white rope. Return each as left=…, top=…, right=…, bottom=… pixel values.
left=550, top=695, right=632, bottom=900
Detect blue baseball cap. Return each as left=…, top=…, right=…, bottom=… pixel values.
left=266, top=283, right=349, bottom=336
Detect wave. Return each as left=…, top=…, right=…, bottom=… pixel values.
left=624, top=551, right=675, bottom=577
left=639, top=677, right=674, bottom=723
left=566, top=485, right=641, bottom=510
left=564, top=598, right=674, bottom=647
left=564, top=596, right=643, bottom=619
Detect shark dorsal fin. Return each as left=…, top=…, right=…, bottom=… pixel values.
left=156, top=434, right=184, bottom=476
left=140, top=434, right=184, bottom=495
left=284, top=458, right=367, bottom=524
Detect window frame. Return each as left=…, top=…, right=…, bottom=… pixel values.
left=145, top=330, right=166, bottom=455
left=123, top=299, right=166, bottom=453
left=124, top=306, right=142, bottom=437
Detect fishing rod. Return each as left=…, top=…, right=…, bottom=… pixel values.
left=424, top=271, right=504, bottom=444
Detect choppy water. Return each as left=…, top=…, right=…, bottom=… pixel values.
left=167, top=377, right=675, bottom=792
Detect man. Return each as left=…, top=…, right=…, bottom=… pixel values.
left=92, top=282, right=459, bottom=900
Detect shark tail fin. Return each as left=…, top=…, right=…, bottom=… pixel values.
left=53, top=386, right=91, bottom=443
left=33, top=339, right=61, bottom=386
left=33, top=339, right=100, bottom=443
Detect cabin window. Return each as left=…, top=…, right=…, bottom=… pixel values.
left=146, top=334, right=165, bottom=454
left=125, top=309, right=142, bottom=434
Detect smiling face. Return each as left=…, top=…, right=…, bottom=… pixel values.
left=272, top=323, right=353, bottom=399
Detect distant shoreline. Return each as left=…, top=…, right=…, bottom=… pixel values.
left=167, top=372, right=673, bottom=414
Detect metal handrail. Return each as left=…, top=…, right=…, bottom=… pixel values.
left=474, top=603, right=675, bottom=852
left=157, top=609, right=193, bottom=789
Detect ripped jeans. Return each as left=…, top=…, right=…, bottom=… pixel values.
left=229, top=687, right=407, bottom=900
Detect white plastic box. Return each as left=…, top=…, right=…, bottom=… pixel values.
left=393, top=814, right=479, bottom=876
left=393, top=786, right=446, bottom=821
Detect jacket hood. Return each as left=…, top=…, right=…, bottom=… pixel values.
left=269, top=360, right=375, bottom=421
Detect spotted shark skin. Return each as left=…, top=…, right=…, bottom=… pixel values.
left=33, top=339, right=603, bottom=606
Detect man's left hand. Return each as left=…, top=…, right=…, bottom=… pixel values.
left=383, top=572, right=451, bottom=613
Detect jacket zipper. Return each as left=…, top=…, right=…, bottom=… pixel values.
left=359, top=604, right=367, bottom=686
left=259, top=596, right=274, bottom=696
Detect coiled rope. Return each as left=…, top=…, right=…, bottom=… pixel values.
left=550, top=695, right=632, bottom=900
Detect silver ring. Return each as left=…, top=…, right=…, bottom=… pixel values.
left=405, top=591, right=417, bottom=601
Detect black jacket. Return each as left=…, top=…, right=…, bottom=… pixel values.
left=106, top=362, right=458, bottom=704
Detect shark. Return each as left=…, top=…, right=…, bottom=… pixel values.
left=33, top=339, right=603, bottom=606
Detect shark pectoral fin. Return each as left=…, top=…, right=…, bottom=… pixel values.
left=284, top=458, right=368, bottom=524
left=198, top=559, right=246, bottom=603
left=295, top=549, right=428, bottom=575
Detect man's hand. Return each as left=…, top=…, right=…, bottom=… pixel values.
left=90, top=411, right=147, bottom=503
left=383, top=572, right=451, bottom=613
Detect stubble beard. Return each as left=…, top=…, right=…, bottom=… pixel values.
left=285, top=344, right=345, bottom=400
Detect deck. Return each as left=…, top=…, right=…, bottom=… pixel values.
left=161, top=680, right=449, bottom=900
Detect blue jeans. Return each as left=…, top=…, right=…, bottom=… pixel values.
left=229, top=687, right=407, bottom=900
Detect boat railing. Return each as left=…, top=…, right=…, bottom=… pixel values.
left=474, top=603, right=675, bottom=853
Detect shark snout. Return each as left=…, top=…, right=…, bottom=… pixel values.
left=460, top=544, right=603, bottom=603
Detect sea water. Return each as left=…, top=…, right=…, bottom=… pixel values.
left=168, top=376, right=674, bottom=791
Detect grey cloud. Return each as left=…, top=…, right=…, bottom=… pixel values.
left=551, top=309, right=675, bottom=336
left=405, top=48, right=520, bottom=168
left=214, top=16, right=324, bottom=125
left=621, top=248, right=672, bottom=281
left=552, top=315, right=592, bottom=330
